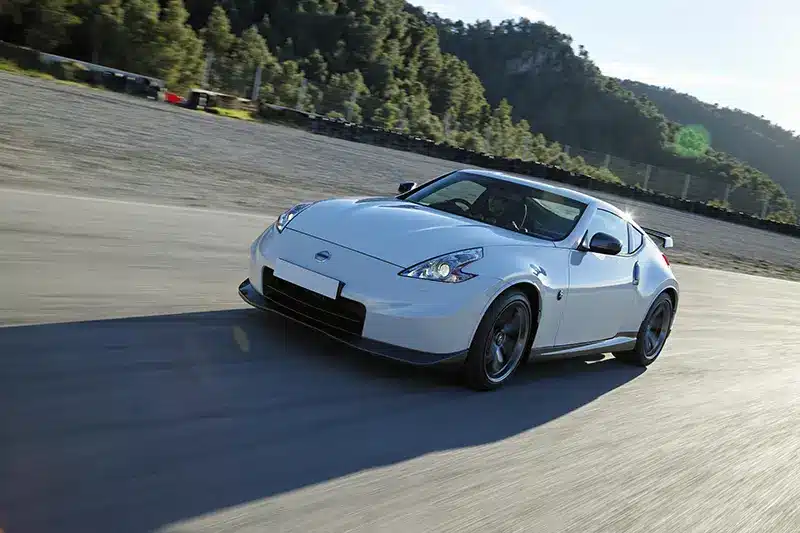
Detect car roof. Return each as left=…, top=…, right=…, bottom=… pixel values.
left=457, top=168, right=628, bottom=217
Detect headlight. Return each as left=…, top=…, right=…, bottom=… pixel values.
left=275, top=202, right=313, bottom=233
left=398, top=248, right=483, bottom=283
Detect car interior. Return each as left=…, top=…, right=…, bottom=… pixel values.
left=424, top=178, right=585, bottom=241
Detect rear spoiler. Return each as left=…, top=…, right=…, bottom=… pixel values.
left=642, top=227, right=674, bottom=249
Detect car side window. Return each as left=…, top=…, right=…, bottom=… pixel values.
left=628, top=224, right=644, bottom=254
left=585, top=209, right=629, bottom=252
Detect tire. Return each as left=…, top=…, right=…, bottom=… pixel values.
left=464, top=289, right=534, bottom=391
left=613, top=292, right=674, bottom=367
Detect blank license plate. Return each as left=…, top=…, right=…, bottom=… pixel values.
left=273, top=259, right=342, bottom=299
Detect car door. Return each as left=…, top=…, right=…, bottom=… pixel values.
left=626, top=222, right=650, bottom=328
left=554, top=208, right=637, bottom=347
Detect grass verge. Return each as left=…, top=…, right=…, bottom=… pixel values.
left=0, top=58, right=98, bottom=90
left=210, top=107, right=256, bottom=121
left=1, top=58, right=56, bottom=80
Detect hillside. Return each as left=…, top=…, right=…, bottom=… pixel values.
left=422, top=11, right=797, bottom=221
left=616, top=79, right=800, bottom=203
left=0, top=0, right=795, bottom=221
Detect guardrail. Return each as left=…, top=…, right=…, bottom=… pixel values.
left=258, top=105, right=800, bottom=239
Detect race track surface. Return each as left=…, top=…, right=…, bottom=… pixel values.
left=1, top=189, right=799, bottom=533
left=1, top=72, right=798, bottom=282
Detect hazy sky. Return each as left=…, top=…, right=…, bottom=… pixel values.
left=414, top=0, right=800, bottom=133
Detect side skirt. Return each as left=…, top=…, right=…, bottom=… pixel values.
left=527, top=334, right=638, bottom=362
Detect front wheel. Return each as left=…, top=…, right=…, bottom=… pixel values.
left=613, top=292, right=674, bottom=366
left=463, top=289, right=534, bottom=391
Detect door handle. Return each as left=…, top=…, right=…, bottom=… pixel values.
left=632, top=262, right=640, bottom=286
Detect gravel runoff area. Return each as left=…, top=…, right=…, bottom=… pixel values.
left=1, top=71, right=798, bottom=282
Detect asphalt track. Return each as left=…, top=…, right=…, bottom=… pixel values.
left=1, top=188, right=799, bottom=533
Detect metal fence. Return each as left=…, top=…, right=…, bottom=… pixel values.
left=565, top=145, right=776, bottom=219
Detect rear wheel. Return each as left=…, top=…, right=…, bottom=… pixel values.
left=613, top=292, right=673, bottom=366
left=464, top=289, right=534, bottom=391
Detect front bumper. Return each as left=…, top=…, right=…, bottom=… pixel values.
left=238, top=278, right=468, bottom=366
left=247, top=225, right=505, bottom=354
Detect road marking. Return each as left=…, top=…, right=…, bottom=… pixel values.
left=0, top=186, right=277, bottom=219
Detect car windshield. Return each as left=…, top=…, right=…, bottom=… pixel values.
left=401, top=171, right=588, bottom=241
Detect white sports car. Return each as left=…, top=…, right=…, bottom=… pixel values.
left=239, top=168, right=679, bottom=390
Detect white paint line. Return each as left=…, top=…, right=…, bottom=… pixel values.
left=0, top=186, right=278, bottom=219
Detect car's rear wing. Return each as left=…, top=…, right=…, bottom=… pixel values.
left=642, top=227, right=674, bottom=249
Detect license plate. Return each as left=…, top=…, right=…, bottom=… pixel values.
left=273, top=259, right=342, bottom=299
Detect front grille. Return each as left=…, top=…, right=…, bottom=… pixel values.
left=262, top=266, right=366, bottom=337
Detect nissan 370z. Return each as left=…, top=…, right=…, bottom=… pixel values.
left=239, top=169, right=679, bottom=391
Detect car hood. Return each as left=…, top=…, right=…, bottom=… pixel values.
left=287, top=197, right=553, bottom=267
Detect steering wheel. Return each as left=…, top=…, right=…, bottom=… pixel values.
left=443, top=198, right=472, bottom=213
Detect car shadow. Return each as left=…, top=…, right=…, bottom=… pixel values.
left=0, top=308, right=645, bottom=533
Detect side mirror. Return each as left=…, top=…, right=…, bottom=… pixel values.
left=587, top=232, right=623, bottom=255
left=397, top=181, right=417, bottom=194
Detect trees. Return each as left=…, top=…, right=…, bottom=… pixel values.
left=319, top=70, right=368, bottom=121
left=2, top=0, right=82, bottom=52
left=428, top=14, right=794, bottom=216
left=200, top=4, right=234, bottom=91
left=157, top=0, right=204, bottom=93
left=81, top=0, right=123, bottom=65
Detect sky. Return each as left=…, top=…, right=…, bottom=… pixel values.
left=413, top=0, right=800, bottom=133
